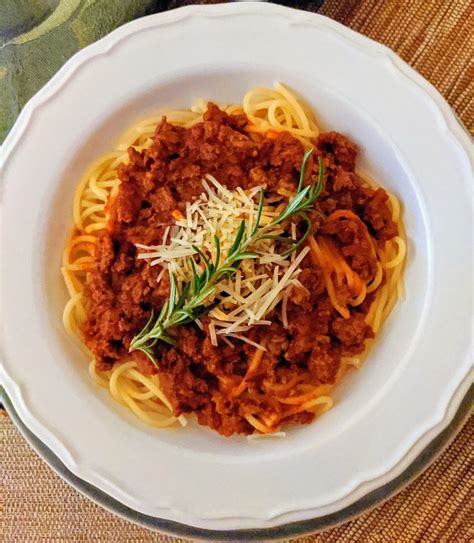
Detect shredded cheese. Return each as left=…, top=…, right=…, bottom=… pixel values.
left=137, top=176, right=309, bottom=346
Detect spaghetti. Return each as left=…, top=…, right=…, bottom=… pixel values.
left=62, top=83, right=406, bottom=436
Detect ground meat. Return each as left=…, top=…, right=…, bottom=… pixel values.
left=321, top=216, right=378, bottom=281
left=159, top=349, right=214, bottom=413
left=81, top=104, right=397, bottom=436
left=95, top=232, right=115, bottom=274
left=331, top=314, right=374, bottom=347
left=308, top=344, right=339, bottom=384
left=131, top=350, right=157, bottom=376
left=333, top=168, right=357, bottom=192
left=363, top=187, right=398, bottom=241
left=317, top=131, right=358, bottom=171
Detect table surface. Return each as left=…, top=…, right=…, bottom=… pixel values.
left=1, top=0, right=473, bottom=541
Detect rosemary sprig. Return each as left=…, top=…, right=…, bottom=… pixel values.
left=129, top=149, right=324, bottom=365
left=259, top=148, right=324, bottom=255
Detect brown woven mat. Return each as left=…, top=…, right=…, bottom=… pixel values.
left=1, top=413, right=472, bottom=541
left=318, top=0, right=474, bottom=131
left=1, top=0, right=473, bottom=541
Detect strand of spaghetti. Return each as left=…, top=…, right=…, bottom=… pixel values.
left=278, top=385, right=332, bottom=405
left=397, top=273, right=405, bottom=300
left=381, top=286, right=399, bottom=323
left=89, top=173, right=109, bottom=200
left=96, top=171, right=119, bottom=183
left=61, top=269, right=86, bottom=319
left=372, top=284, right=390, bottom=333
left=81, top=211, right=106, bottom=225
left=320, top=237, right=345, bottom=285
left=365, top=289, right=380, bottom=327
left=278, top=85, right=319, bottom=130
left=388, top=254, right=404, bottom=291
left=381, top=257, right=405, bottom=323
left=120, top=390, right=177, bottom=427
left=73, top=154, right=120, bottom=229
left=322, top=237, right=366, bottom=304
left=82, top=207, right=104, bottom=221
left=382, top=236, right=406, bottom=269
left=301, top=396, right=333, bottom=412
left=282, top=396, right=333, bottom=418
left=245, top=414, right=274, bottom=434
left=88, top=360, right=110, bottom=388
left=62, top=292, right=83, bottom=334
left=232, top=348, right=265, bottom=398
left=109, top=362, right=136, bottom=405
left=322, top=237, right=369, bottom=308
left=270, top=375, right=300, bottom=392
left=110, top=366, right=182, bottom=426
left=108, top=366, right=178, bottom=427
left=225, top=106, right=243, bottom=117
left=81, top=191, right=117, bottom=228
left=121, top=381, right=157, bottom=401
left=348, top=283, right=367, bottom=307
left=326, top=209, right=378, bottom=259
left=366, top=261, right=384, bottom=293
left=117, top=124, right=156, bottom=151
left=308, top=236, right=350, bottom=319
left=85, top=157, right=120, bottom=198
left=85, top=216, right=106, bottom=228
left=341, top=356, right=362, bottom=368
left=81, top=198, right=105, bottom=208
left=267, top=102, right=293, bottom=132
left=127, top=368, right=174, bottom=411
left=275, top=125, right=318, bottom=138
left=279, top=105, right=292, bottom=128
left=341, top=258, right=365, bottom=298
left=81, top=203, right=107, bottom=220
left=60, top=266, right=78, bottom=295
left=242, top=87, right=319, bottom=140
left=243, top=88, right=283, bottom=115
left=395, top=220, right=407, bottom=299
left=141, top=398, right=177, bottom=416
left=67, top=234, right=97, bottom=249
left=241, top=92, right=263, bottom=127
left=85, top=213, right=106, bottom=226
left=85, top=221, right=107, bottom=234
left=269, top=413, right=283, bottom=428
left=388, top=191, right=401, bottom=222
left=275, top=83, right=312, bottom=132
left=297, top=381, right=323, bottom=392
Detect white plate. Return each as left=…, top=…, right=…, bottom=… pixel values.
left=1, top=3, right=472, bottom=532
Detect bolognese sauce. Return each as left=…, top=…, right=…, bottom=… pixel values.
left=79, top=104, right=398, bottom=436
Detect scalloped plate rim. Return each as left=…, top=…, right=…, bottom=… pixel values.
left=1, top=2, right=473, bottom=531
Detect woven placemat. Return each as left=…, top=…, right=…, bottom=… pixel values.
left=1, top=0, right=473, bottom=541
left=318, top=0, right=473, bottom=131
left=1, top=413, right=472, bottom=541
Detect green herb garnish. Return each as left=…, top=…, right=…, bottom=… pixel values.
left=129, top=149, right=323, bottom=365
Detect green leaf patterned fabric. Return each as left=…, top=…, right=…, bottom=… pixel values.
left=0, top=0, right=155, bottom=142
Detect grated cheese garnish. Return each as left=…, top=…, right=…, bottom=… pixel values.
left=136, top=176, right=309, bottom=346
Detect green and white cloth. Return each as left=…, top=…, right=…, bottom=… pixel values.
left=0, top=0, right=157, bottom=142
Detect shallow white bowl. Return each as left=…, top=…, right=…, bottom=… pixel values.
left=1, top=3, right=472, bottom=532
